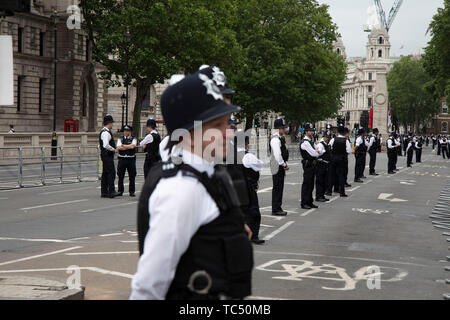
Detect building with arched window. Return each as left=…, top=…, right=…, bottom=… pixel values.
left=432, top=98, right=449, bottom=134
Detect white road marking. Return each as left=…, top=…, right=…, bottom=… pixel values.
left=39, top=187, right=91, bottom=195
left=378, top=193, right=408, bottom=202
left=0, top=246, right=82, bottom=266
left=328, top=196, right=340, bottom=203
left=67, top=237, right=91, bottom=241
left=259, top=206, right=271, bottom=211
left=0, top=197, right=8, bottom=200
left=0, top=237, right=76, bottom=243
left=120, top=240, right=138, bottom=243
left=81, top=201, right=138, bottom=213
left=363, top=179, right=373, bottom=185
left=285, top=182, right=301, bottom=186
left=20, top=199, right=89, bottom=211
left=257, top=187, right=273, bottom=194
left=99, top=233, right=124, bottom=237
left=261, top=215, right=284, bottom=221
left=260, top=224, right=275, bottom=228
left=263, top=221, right=295, bottom=241
left=65, top=251, right=138, bottom=255
left=0, top=267, right=133, bottom=279
left=347, top=186, right=361, bottom=192
left=300, top=209, right=316, bottom=217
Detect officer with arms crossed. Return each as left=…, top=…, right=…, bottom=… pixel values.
left=329, top=126, right=352, bottom=197
left=140, top=119, right=162, bottom=179
left=354, top=128, right=369, bottom=183
left=316, top=132, right=331, bottom=202
left=99, top=115, right=121, bottom=198
left=367, top=128, right=380, bottom=175
left=300, top=123, right=320, bottom=209
left=270, top=118, right=289, bottom=216
left=131, top=72, right=253, bottom=300
left=117, top=125, right=137, bottom=197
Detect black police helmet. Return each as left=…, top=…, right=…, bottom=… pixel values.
left=103, top=114, right=114, bottom=125
left=274, top=118, right=287, bottom=129
left=161, top=73, right=240, bottom=134
left=358, top=128, right=366, bottom=135
left=198, top=65, right=235, bottom=95
left=304, top=123, right=315, bottom=131
left=146, top=119, right=156, bottom=128
left=337, top=126, right=346, bottom=134
left=122, top=125, right=132, bottom=131
left=372, top=128, right=379, bottom=133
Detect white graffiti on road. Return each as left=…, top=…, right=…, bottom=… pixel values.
left=352, top=208, right=390, bottom=215
left=256, top=259, right=408, bottom=291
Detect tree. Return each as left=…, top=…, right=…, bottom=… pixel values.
left=387, top=56, right=440, bottom=132
left=80, top=0, right=241, bottom=137
left=230, top=0, right=346, bottom=131
left=423, top=0, right=450, bottom=103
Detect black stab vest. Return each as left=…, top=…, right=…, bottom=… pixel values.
left=387, top=138, right=397, bottom=155
left=332, top=137, right=347, bottom=156
left=145, top=132, right=162, bottom=162
left=118, top=135, right=136, bottom=158
left=355, top=136, right=367, bottom=154
left=300, top=138, right=316, bottom=160
left=137, top=162, right=253, bottom=300
left=270, top=136, right=289, bottom=163
left=319, top=141, right=331, bottom=162
left=99, top=128, right=115, bottom=156
left=369, top=136, right=380, bottom=152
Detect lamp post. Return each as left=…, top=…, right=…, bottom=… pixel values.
left=125, top=29, right=130, bottom=125
left=121, top=92, right=126, bottom=131
left=51, top=9, right=59, bottom=159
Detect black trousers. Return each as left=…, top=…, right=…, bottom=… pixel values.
left=407, top=150, right=414, bottom=166
left=272, top=166, right=285, bottom=212
left=101, top=153, right=116, bottom=195
left=369, top=149, right=377, bottom=174
left=344, top=156, right=349, bottom=184
left=387, top=153, right=396, bottom=172
left=437, top=143, right=441, bottom=155
left=415, top=149, right=422, bottom=162
left=327, top=160, right=338, bottom=193
left=354, top=153, right=366, bottom=180
left=247, top=186, right=262, bottom=240
left=117, top=157, right=136, bottom=194
left=301, top=162, right=316, bottom=206
left=442, top=146, right=449, bottom=159
left=144, top=158, right=157, bottom=179
left=330, top=156, right=346, bottom=195
left=393, top=151, right=398, bottom=170
left=315, top=164, right=328, bottom=200
left=432, top=140, right=436, bottom=149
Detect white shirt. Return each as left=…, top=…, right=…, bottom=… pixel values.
left=159, top=135, right=170, bottom=162
left=316, top=139, right=327, bottom=156
left=8, top=129, right=14, bottom=134
left=439, top=139, right=447, bottom=144
left=237, top=147, right=263, bottom=172
left=415, top=141, right=422, bottom=149
left=329, top=135, right=352, bottom=154
left=406, top=142, right=413, bottom=153
left=300, top=136, right=319, bottom=157
left=367, top=135, right=376, bottom=148
left=117, top=136, right=137, bottom=158
left=130, top=150, right=219, bottom=300
left=139, top=130, right=158, bottom=148
left=270, top=133, right=287, bottom=167
left=100, top=127, right=115, bottom=152
left=355, top=136, right=369, bottom=150
left=387, top=138, right=396, bottom=149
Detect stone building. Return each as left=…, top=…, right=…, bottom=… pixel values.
left=432, top=98, right=449, bottom=135
left=0, top=0, right=167, bottom=137
left=319, top=28, right=399, bottom=137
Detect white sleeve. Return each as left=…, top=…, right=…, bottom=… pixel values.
left=139, top=134, right=153, bottom=147
left=329, top=138, right=335, bottom=148
left=367, top=137, right=374, bottom=148
left=101, top=131, right=115, bottom=151
left=406, top=143, right=411, bottom=152
left=355, top=137, right=362, bottom=147
left=346, top=140, right=352, bottom=154
left=242, top=153, right=263, bottom=172
left=130, top=176, right=219, bottom=300
left=316, top=143, right=325, bottom=156
left=300, top=141, right=319, bottom=157
left=117, top=138, right=122, bottom=148
left=387, top=140, right=394, bottom=149
left=270, top=138, right=286, bottom=166
left=131, top=138, right=137, bottom=146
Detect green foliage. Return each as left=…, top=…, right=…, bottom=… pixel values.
left=387, top=56, right=440, bottom=131
left=423, top=0, right=450, bottom=104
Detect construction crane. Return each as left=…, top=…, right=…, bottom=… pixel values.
left=373, top=0, right=403, bottom=33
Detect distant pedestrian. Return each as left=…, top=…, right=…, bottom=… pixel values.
left=8, top=125, right=14, bottom=133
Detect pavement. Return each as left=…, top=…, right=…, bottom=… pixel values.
left=0, top=146, right=449, bottom=299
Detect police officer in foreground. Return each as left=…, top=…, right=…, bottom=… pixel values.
left=99, top=115, right=121, bottom=198
left=328, top=126, right=352, bottom=197
left=140, top=119, right=162, bottom=178
left=270, top=118, right=289, bottom=216
left=368, top=128, right=380, bottom=175
left=354, top=128, right=369, bottom=183
left=131, top=72, right=253, bottom=300
left=316, top=132, right=331, bottom=202
left=117, top=125, right=137, bottom=197
left=387, top=132, right=399, bottom=174
left=300, top=123, right=320, bottom=209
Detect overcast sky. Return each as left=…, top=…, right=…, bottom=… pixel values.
left=316, top=0, right=445, bottom=57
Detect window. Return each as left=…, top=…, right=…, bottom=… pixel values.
left=82, top=82, right=87, bottom=117
left=378, top=37, right=384, bottom=44
left=368, top=98, right=373, bottom=107
left=442, top=121, right=448, bottom=132
left=443, top=102, right=448, bottom=114
left=17, top=76, right=23, bottom=112
left=18, top=27, right=24, bottom=53
left=371, top=48, right=374, bottom=58
left=368, top=85, right=373, bottom=92
left=378, top=49, right=382, bottom=58
left=368, top=73, right=372, bottom=80
left=39, top=32, right=45, bottom=56
left=141, top=89, right=150, bottom=111
left=39, top=79, right=45, bottom=113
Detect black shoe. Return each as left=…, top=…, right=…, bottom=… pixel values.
left=301, top=205, right=312, bottom=209
left=272, top=211, right=287, bottom=216
left=251, top=238, right=266, bottom=245
left=369, top=173, right=379, bottom=176
left=361, top=176, right=367, bottom=179
left=116, top=192, right=123, bottom=197
left=388, top=171, right=395, bottom=174
left=101, top=194, right=109, bottom=198
left=354, top=179, right=363, bottom=183
left=407, top=165, right=412, bottom=167
left=316, top=198, right=329, bottom=202
left=345, top=183, right=352, bottom=187
left=109, top=192, right=122, bottom=198
left=325, top=192, right=332, bottom=196
left=129, top=193, right=135, bottom=197
left=310, top=204, right=319, bottom=209
left=340, top=194, right=348, bottom=197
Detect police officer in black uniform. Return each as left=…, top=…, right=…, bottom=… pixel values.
left=140, top=119, right=162, bottom=179
left=270, top=118, right=289, bottom=216
left=386, top=133, right=399, bottom=174
left=99, top=115, right=121, bottom=198
left=316, top=133, right=331, bottom=202
left=354, top=128, right=368, bottom=183
left=131, top=72, right=253, bottom=300
left=329, top=126, right=352, bottom=197
left=117, top=125, right=137, bottom=197
left=300, top=123, right=320, bottom=209
left=368, top=128, right=380, bottom=175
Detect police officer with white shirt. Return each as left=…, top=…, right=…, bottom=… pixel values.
left=367, top=128, right=380, bottom=175
left=117, top=125, right=137, bottom=197
left=99, top=115, right=121, bottom=198
left=316, top=133, right=331, bottom=202
left=270, top=118, right=289, bottom=216
left=131, top=72, right=253, bottom=300
left=387, top=133, right=399, bottom=174
left=440, top=135, right=449, bottom=159
left=300, top=123, right=320, bottom=209
left=140, top=119, right=162, bottom=178
left=328, top=126, right=352, bottom=197
left=354, top=128, right=369, bottom=183
left=406, top=137, right=414, bottom=167
left=415, top=137, right=423, bottom=163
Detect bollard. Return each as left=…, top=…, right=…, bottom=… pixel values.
left=41, top=147, right=46, bottom=185
left=18, top=147, right=23, bottom=188
left=77, top=146, right=82, bottom=182
left=60, top=147, right=64, bottom=184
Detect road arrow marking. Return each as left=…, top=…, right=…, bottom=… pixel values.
left=378, top=193, right=408, bottom=202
